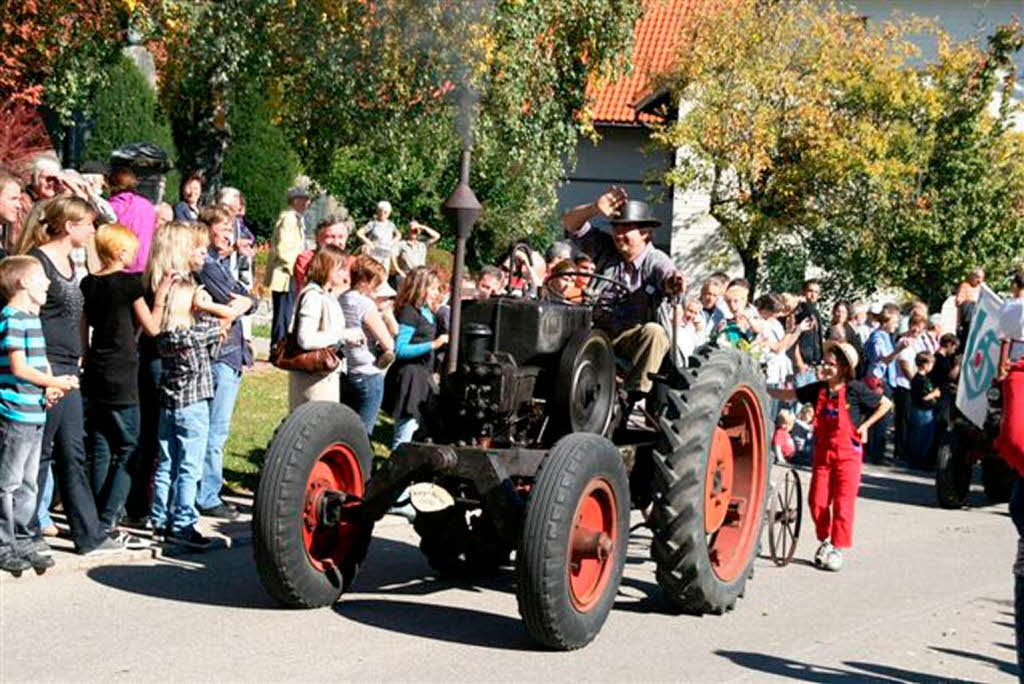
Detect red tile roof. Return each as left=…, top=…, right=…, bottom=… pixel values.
left=588, top=0, right=698, bottom=125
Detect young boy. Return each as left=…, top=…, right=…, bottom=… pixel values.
left=0, top=257, right=78, bottom=574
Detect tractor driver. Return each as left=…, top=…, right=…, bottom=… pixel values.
left=562, top=187, right=685, bottom=397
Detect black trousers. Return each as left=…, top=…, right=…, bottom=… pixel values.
left=35, top=364, right=105, bottom=552
left=125, top=356, right=161, bottom=520
left=893, top=386, right=911, bottom=462
left=87, top=402, right=140, bottom=531
left=271, top=290, right=295, bottom=348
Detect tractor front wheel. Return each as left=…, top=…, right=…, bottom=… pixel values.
left=517, top=433, right=629, bottom=650
left=253, top=401, right=374, bottom=608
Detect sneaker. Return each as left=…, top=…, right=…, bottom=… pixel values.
left=814, top=540, right=832, bottom=568
left=119, top=515, right=154, bottom=532
left=21, top=548, right=55, bottom=572
left=32, top=538, right=52, bottom=556
left=0, top=549, right=31, bottom=574
left=164, top=526, right=213, bottom=551
left=197, top=503, right=240, bottom=520
left=111, top=531, right=151, bottom=551
left=81, top=536, right=125, bottom=556
left=824, top=548, right=844, bottom=572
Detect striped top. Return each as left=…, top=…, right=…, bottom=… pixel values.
left=0, top=306, right=48, bottom=424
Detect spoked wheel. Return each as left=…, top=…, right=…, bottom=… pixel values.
left=649, top=347, right=771, bottom=614
left=517, top=433, right=629, bottom=650
left=253, top=401, right=375, bottom=608
left=766, top=468, right=802, bottom=567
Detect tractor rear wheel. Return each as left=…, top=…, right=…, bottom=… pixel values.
left=649, top=347, right=770, bottom=614
left=253, top=401, right=374, bottom=608
left=517, top=433, right=629, bottom=650
left=935, top=427, right=971, bottom=509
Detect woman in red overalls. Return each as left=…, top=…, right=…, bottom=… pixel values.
left=770, top=342, right=893, bottom=571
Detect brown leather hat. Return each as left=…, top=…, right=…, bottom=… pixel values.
left=609, top=200, right=661, bottom=229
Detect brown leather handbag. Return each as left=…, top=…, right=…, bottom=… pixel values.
left=270, top=291, right=341, bottom=373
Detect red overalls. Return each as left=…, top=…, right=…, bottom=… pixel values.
left=809, top=384, right=863, bottom=549
left=995, top=360, right=1024, bottom=475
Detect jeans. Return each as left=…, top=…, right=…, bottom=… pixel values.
left=198, top=362, right=242, bottom=510
left=1009, top=479, right=1024, bottom=678
left=0, top=419, right=43, bottom=552
left=271, top=290, right=295, bottom=348
left=343, top=372, right=385, bottom=436
left=152, top=401, right=210, bottom=533
left=36, top=464, right=54, bottom=529
left=391, top=417, right=419, bottom=451
left=126, top=356, right=161, bottom=519
left=87, top=402, right=140, bottom=531
left=36, top=367, right=106, bottom=553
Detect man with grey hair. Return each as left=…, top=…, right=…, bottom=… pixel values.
left=215, top=186, right=255, bottom=289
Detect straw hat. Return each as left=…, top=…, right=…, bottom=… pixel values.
left=824, top=341, right=859, bottom=378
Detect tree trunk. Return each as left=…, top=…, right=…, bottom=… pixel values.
left=739, top=238, right=762, bottom=296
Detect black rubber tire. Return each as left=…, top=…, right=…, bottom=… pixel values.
left=982, top=455, right=1018, bottom=504
left=253, top=401, right=374, bottom=608
left=648, top=347, right=771, bottom=614
left=935, top=428, right=971, bottom=509
left=517, top=433, right=629, bottom=650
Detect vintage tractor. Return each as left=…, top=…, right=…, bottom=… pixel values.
left=252, top=152, right=771, bottom=650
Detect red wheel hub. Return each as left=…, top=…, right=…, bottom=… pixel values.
left=704, top=386, right=766, bottom=582
left=567, top=478, right=618, bottom=612
left=301, top=443, right=365, bottom=572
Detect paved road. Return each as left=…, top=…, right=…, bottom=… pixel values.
left=0, top=465, right=1018, bottom=683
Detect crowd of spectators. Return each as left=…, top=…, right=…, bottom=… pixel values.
left=0, top=158, right=1020, bottom=581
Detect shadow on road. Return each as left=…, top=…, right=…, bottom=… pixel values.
left=715, top=650, right=951, bottom=682
left=334, top=599, right=536, bottom=650
left=929, top=646, right=1018, bottom=678
left=86, top=556, right=276, bottom=609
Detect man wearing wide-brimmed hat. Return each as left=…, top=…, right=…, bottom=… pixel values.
left=265, top=184, right=312, bottom=346
left=562, top=187, right=685, bottom=396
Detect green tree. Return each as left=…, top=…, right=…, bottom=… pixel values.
left=83, top=54, right=176, bottom=165
left=221, top=83, right=302, bottom=239
left=652, top=0, right=935, bottom=290
left=158, top=0, right=641, bottom=262
left=814, top=25, right=1024, bottom=308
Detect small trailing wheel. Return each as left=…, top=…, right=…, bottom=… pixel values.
left=517, top=433, right=629, bottom=650
left=935, top=427, right=972, bottom=509
left=766, top=467, right=802, bottom=566
left=649, top=347, right=771, bottom=614
left=253, top=401, right=374, bottom=608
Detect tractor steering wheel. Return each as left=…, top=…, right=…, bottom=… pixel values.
left=542, top=271, right=633, bottom=311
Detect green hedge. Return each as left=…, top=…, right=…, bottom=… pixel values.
left=221, top=85, right=302, bottom=239
left=83, top=54, right=178, bottom=193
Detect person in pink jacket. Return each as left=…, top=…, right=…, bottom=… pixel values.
left=107, top=168, right=156, bottom=274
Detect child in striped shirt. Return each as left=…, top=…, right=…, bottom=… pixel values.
left=0, top=257, right=78, bottom=575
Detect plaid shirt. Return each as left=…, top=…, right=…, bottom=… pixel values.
left=156, top=320, right=222, bottom=409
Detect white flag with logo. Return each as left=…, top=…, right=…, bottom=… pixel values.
left=956, top=284, right=1004, bottom=429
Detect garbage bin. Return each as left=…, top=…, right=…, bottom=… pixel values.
left=108, top=142, right=172, bottom=204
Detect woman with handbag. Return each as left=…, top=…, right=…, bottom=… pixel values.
left=286, top=245, right=362, bottom=410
